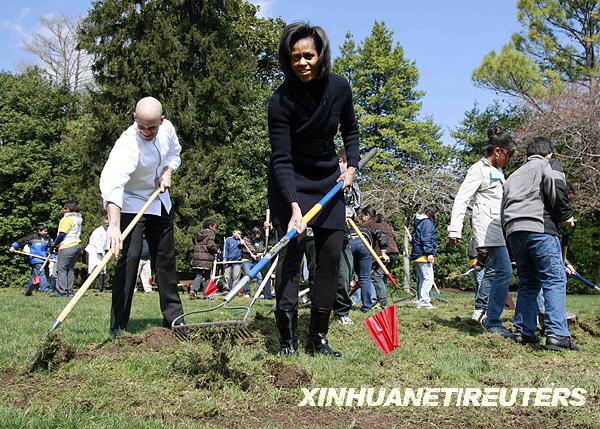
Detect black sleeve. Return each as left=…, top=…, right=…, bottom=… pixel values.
left=15, top=233, right=36, bottom=248
left=372, top=228, right=388, bottom=250
left=543, top=159, right=573, bottom=223
left=268, top=90, right=298, bottom=205
left=338, top=78, right=360, bottom=169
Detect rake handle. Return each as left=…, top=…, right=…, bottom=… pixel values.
left=48, top=189, right=161, bottom=333
left=224, top=148, right=378, bottom=302
left=11, top=250, right=53, bottom=262
left=346, top=217, right=398, bottom=287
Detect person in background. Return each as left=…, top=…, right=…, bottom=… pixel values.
left=85, top=217, right=109, bottom=292
left=9, top=224, right=53, bottom=295
left=137, top=237, right=153, bottom=292
left=334, top=147, right=361, bottom=325
left=448, top=128, right=515, bottom=338
left=190, top=219, right=219, bottom=299
left=240, top=227, right=269, bottom=298
left=51, top=201, right=83, bottom=298
left=502, top=137, right=579, bottom=351
left=222, top=228, right=242, bottom=292
left=359, top=205, right=399, bottom=309
left=410, top=205, right=439, bottom=309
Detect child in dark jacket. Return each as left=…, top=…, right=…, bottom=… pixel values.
left=410, top=205, right=438, bottom=309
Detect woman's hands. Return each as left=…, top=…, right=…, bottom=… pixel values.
left=287, top=202, right=306, bottom=234
left=337, top=166, right=356, bottom=190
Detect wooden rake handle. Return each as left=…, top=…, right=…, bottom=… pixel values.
left=11, top=250, right=53, bottom=261
left=48, top=189, right=161, bottom=333
left=346, top=217, right=398, bottom=287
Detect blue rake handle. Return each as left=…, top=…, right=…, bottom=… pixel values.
left=572, top=271, right=600, bottom=293
left=223, top=148, right=377, bottom=302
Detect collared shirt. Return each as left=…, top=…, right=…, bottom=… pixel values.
left=100, top=119, right=181, bottom=216
left=448, top=157, right=506, bottom=248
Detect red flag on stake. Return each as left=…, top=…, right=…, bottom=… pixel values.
left=364, top=305, right=399, bottom=355
left=32, top=275, right=40, bottom=285
left=204, top=279, right=217, bottom=297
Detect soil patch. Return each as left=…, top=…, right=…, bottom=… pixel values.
left=144, top=327, right=179, bottom=350
left=28, top=332, right=75, bottom=373
left=265, top=360, right=311, bottom=388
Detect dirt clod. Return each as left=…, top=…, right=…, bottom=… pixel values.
left=144, top=327, right=180, bottom=350
left=28, top=332, right=74, bottom=373
left=266, top=360, right=311, bottom=388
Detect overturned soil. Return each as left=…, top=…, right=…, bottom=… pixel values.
left=266, top=360, right=311, bottom=388
left=144, top=327, right=180, bottom=349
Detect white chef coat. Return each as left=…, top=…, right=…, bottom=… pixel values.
left=100, top=119, right=181, bottom=216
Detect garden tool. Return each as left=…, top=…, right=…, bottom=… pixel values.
left=45, top=189, right=161, bottom=336
left=11, top=250, right=52, bottom=262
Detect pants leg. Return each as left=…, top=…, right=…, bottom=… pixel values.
left=350, top=238, right=375, bottom=312
left=483, top=246, right=513, bottom=328
left=145, top=207, right=184, bottom=327
left=371, top=266, right=387, bottom=307
left=310, top=227, right=345, bottom=311
left=275, top=227, right=305, bottom=312
left=56, top=245, right=81, bottom=295
left=417, top=262, right=434, bottom=305
left=334, top=240, right=353, bottom=317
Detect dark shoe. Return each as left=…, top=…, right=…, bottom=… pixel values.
left=189, top=290, right=197, bottom=300
left=307, top=308, right=341, bottom=358
left=110, top=328, right=125, bottom=340
left=545, top=335, right=580, bottom=352
left=483, top=324, right=514, bottom=339
left=514, top=332, right=540, bottom=345
left=24, top=288, right=33, bottom=296
left=49, top=293, right=69, bottom=298
left=274, top=310, right=298, bottom=356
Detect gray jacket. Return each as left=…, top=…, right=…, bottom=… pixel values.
left=501, top=155, right=573, bottom=237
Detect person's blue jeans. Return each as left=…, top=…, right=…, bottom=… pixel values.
left=414, top=262, right=434, bottom=306
left=475, top=246, right=512, bottom=328
left=508, top=232, right=570, bottom=337
left=349, top=238, right=375, bottom=312
left=25, top=263, right=49, bottom=292
left=472, top=268, right=485, bottom=298
left=242, top=261, right=263, bottom=296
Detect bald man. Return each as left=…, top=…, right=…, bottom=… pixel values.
left=100, top=96, right=184, bottom=339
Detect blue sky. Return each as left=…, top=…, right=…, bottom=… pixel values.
left=0, top=0, right=522, bottom=145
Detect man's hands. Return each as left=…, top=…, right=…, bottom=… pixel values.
left=560, top=217, right=576, bottom=228
left=8, top=247, right=15, bottom=253
left=336, top=166, right=356, bottom=190
left=156, top=167, right=174, bottom=193
left=287, top=202, right=306, bottom=234
left=427, top=254, right=435, bottom=263
left=106, top=203, right=123, bottom=257
left=449, top=237, right=461, bottom=244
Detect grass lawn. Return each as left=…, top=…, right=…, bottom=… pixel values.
left=0, top=287, right=599, bottom=428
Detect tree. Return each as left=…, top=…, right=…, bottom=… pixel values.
left=77, top=0, right=283, bottom=268
left=451, top=101, right=527, bottom=168
left=22, top=15, right=92, bottom=92
left=0, top=68, right=79, bottom=287
left=333, top=21, right=448, bottom=171
left=473, top=0, right=600, bottom=101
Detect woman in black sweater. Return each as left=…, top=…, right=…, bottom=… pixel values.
left=268, top=22, right=360, bottom=357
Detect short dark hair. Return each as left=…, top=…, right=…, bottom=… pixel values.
left=37, top=224, right=48, bottom=232
left=526, top=137, right=554, bottom=157
left=278, top=22, right=331, bottom=81
left=203, top=219, right=217, bottom=229
left=482, top=127, right=516, bottom=156
left=63, top=201, right=80, bottom=213
left=251, top=227, right=261, bottom=239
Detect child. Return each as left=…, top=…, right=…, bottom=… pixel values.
left=410, top=205, right=439, bottom=309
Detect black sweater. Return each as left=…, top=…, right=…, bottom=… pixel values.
left=267, top=73, right=360, bottom=230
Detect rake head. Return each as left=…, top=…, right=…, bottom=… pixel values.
left=172, top=320, right=253, bottom=342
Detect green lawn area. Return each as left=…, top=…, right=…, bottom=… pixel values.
left=0, top=287, right=599, bottom=428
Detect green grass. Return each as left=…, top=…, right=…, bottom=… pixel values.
left=0, top=287, right=599, bottom=428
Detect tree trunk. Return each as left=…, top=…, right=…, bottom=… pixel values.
left=403, top=229, right=410, bottom=291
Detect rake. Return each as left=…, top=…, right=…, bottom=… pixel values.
left=171, top=148, right=378, bottom=338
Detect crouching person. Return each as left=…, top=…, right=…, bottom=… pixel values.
left=501, top=137, right=579, bottom=351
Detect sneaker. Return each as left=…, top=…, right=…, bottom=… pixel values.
left=545, top=334, right=580, bottom=352
left=372, top=303, right=385, bottom=310
left=243, top=294, right=251, bottom=298
left=188, top=290, right=197, bottom=300
left=471, top=309, right=486, bottom=322
left=514, top=332, right=541, bottom=345
left=484, top=325, right=514, bottom=339
left=337, top=315, right=354, bottom=325
left=416, top=302, right=436, bottom=309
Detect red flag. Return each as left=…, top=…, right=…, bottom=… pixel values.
left=364, top=305, right=399, bottom=355
left=204, top=279, right=217, bottom=297
left=32, top=275, right=40, bottom=285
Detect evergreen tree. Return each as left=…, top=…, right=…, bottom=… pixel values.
left=333, top=21, right=448, bottom=171
left=77, top=0, right=283, bottom=267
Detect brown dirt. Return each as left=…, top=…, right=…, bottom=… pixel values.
left=28, top=332, right=75, bottom=373
left=144, top=327, right=179, bottom=350
left=265, top=360, right=311, bottom=388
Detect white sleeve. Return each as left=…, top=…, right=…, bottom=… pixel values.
left=164, top=120, right=181, bottom=171
left=100, top=134, right=139, bottom=209
left=448, top=163, right=483, bottom=239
